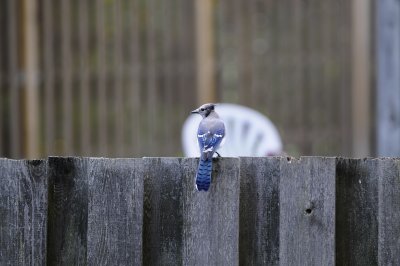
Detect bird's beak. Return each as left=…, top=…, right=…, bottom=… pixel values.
left=191, top=109, right=199, bottom=114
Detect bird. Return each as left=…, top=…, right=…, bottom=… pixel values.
left=191, top=103, right=225, bottom=191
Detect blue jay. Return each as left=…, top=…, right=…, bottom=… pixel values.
left=191, top=103, right=225, bottom=191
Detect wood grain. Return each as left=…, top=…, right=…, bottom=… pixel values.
left=239, top=157, right=280, bottom=265
left=0, top=159, right=47, bottom=265
left=87, top=158, right=143, bottom=265
left=280, top=157, right=336, bottom=265
left=336, top=158, right=378, bottom=265
left=143, top=157, right=240, bottom=265
left=47, top=157, right=88, bottom=265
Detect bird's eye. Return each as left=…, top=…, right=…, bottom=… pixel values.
left=200, top=108, right=204, bottom=111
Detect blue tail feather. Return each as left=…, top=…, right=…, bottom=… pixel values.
left=196, top=159, right=212, bottom=191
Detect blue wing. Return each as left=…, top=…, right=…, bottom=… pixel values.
left=197, top=127, right=225, bottom=160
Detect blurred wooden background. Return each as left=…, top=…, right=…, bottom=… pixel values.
left=0, top=0, right=374, bottom=158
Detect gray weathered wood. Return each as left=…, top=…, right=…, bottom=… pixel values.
left=279, top=157, right=336, bottom=265
left=143, top=157, right=240, bottom=265
left=378, top=158, right=400, bottom=265
left=87, top=158, right=143, bottom=265
left=0, top=159, right=47, bottom=265
left=47, top=157, right=88, bottom=265
left=2, top=156, right=400, bottom=265
left=239, top=157, right=280, bottom=265
left=336, top=158, right=378, bottom=265
left=377, top=0, right=400, bottom=156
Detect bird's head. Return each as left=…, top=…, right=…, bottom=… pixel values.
left=191, top=103, right=216, bottom=118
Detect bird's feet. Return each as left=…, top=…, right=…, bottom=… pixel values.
left=216, top=151, right=221, bottom=158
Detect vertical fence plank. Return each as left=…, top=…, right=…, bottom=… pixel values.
left=87, top=158, right=143, bottom=265
left=43, top=0, right=55, bottom=156
left=7, top=0, right=21, bottom=158
left=161, top=0, right=173, bottom=155
left=195, top=0, right=216, bottom=104
left=47, top=157, right=88, bottom=265
left=239, top=157, right=280, bottom=265
left=78, top=0, right=90, bottom=156
left=378, top=158, right=400, bottom=265
left=336, top=158, right=378, bottom=265
left=279, top=157, right=336, bottom=265
left=96, top=0, right=108, bottom=156
left=145, top=0, right=157, bottom=156
left=351, top=0, right=371, bottom=157
left=182, top=157, right=240, bottom=265
left=112, top=0, right=124, bottom=156
left=143, top=157, right=240, bottom=265
left=0, top=6, right=3, bottom=155
left=61, top=0, right=73, bottom=155
left=21, top=0, right=40, bottom=159
left=0, top=159, right=47, bottom=265
left=127, top=0, right=141, bottom=156
left=142, top=158, right=185, bottom=265
left=377, top=0, right=400, bottom=156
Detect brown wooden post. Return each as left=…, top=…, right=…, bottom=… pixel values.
left=21, top=0, right=40, bottom=158
left=351, top=0, right=371, bottom=157
left=195, top=0, right=216, bottom=105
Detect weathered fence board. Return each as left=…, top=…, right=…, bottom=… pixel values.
left=239, top=157, right=280, bottom=265
left=47, top=157, right=88, bottom=265
left=336, top=158, right=379, bottom=265
left=280, top=157, right=336, bottom=266
left=0, top=159, right=47, bottom=266
left=87, top=158, right=143, bottom=265
left=143, top=157, right=240, bottom=266
left=378, top=158, right=400, bottom=265
left=1, top=157, right=400, bottom=265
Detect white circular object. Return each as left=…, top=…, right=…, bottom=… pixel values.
left=182, top=103, right=283, bottom=157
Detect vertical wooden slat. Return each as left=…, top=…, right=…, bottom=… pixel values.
left=195, top=0, right=216, bottom=105
left=79, top=0, right=90, bottom=156
left=7, top=0, right=20, bottom=158
left=280, top=157, right=336, bottom=265
left=0, top=159, right=48, bottom=265
left=336, top=158, right=378, bottom=265
left=61, top=0, right=72, bottom=155
left=311, top=2, right=324, bottom=154
left=113, top=0, right=124, bottom=156
left=179, top=0, right=197, bottom=150
left=0, top=6, right=3, bottom=155
left=21, top=0, right=39, bottom=159
left=248, top=0, right=258, bottom=107
left=175, top=0, right=189, bottom=143
left=321, top=1, right=334, bottom=155
left=87, top=158, right=143, bottom=265
left=352, top=0, right=371, bottom=157
left=128, top=0, right=141, bottom=156
left=275, top=0, right=286, bottom=124
left=143, top=157, right=240, bottom=265
left=291, top=0, right=305, bottom=156
left=145, top=0, right=157, bottom=156
left=338, top=1, right=352, bottom=156
left=161, top=0, right=173, bottom=155
left=96, top=0, right=107, bottom=156
left=237, top=0, right=253, bottom=106
left=306, top=2, right=319, bottom=155
left=43, top=0, right=55, bottom=156
left=378, top=159, right=400, bottom=265
left=239, top=157, right=280, bottom=265
left=376, top=0, right=400, bottom=156
left=47, top=157, right=88, bottom=265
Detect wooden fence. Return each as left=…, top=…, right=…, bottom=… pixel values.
left=1, top=157, right=399, bottom=265
left=1, top=0, right=370, bottom=159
